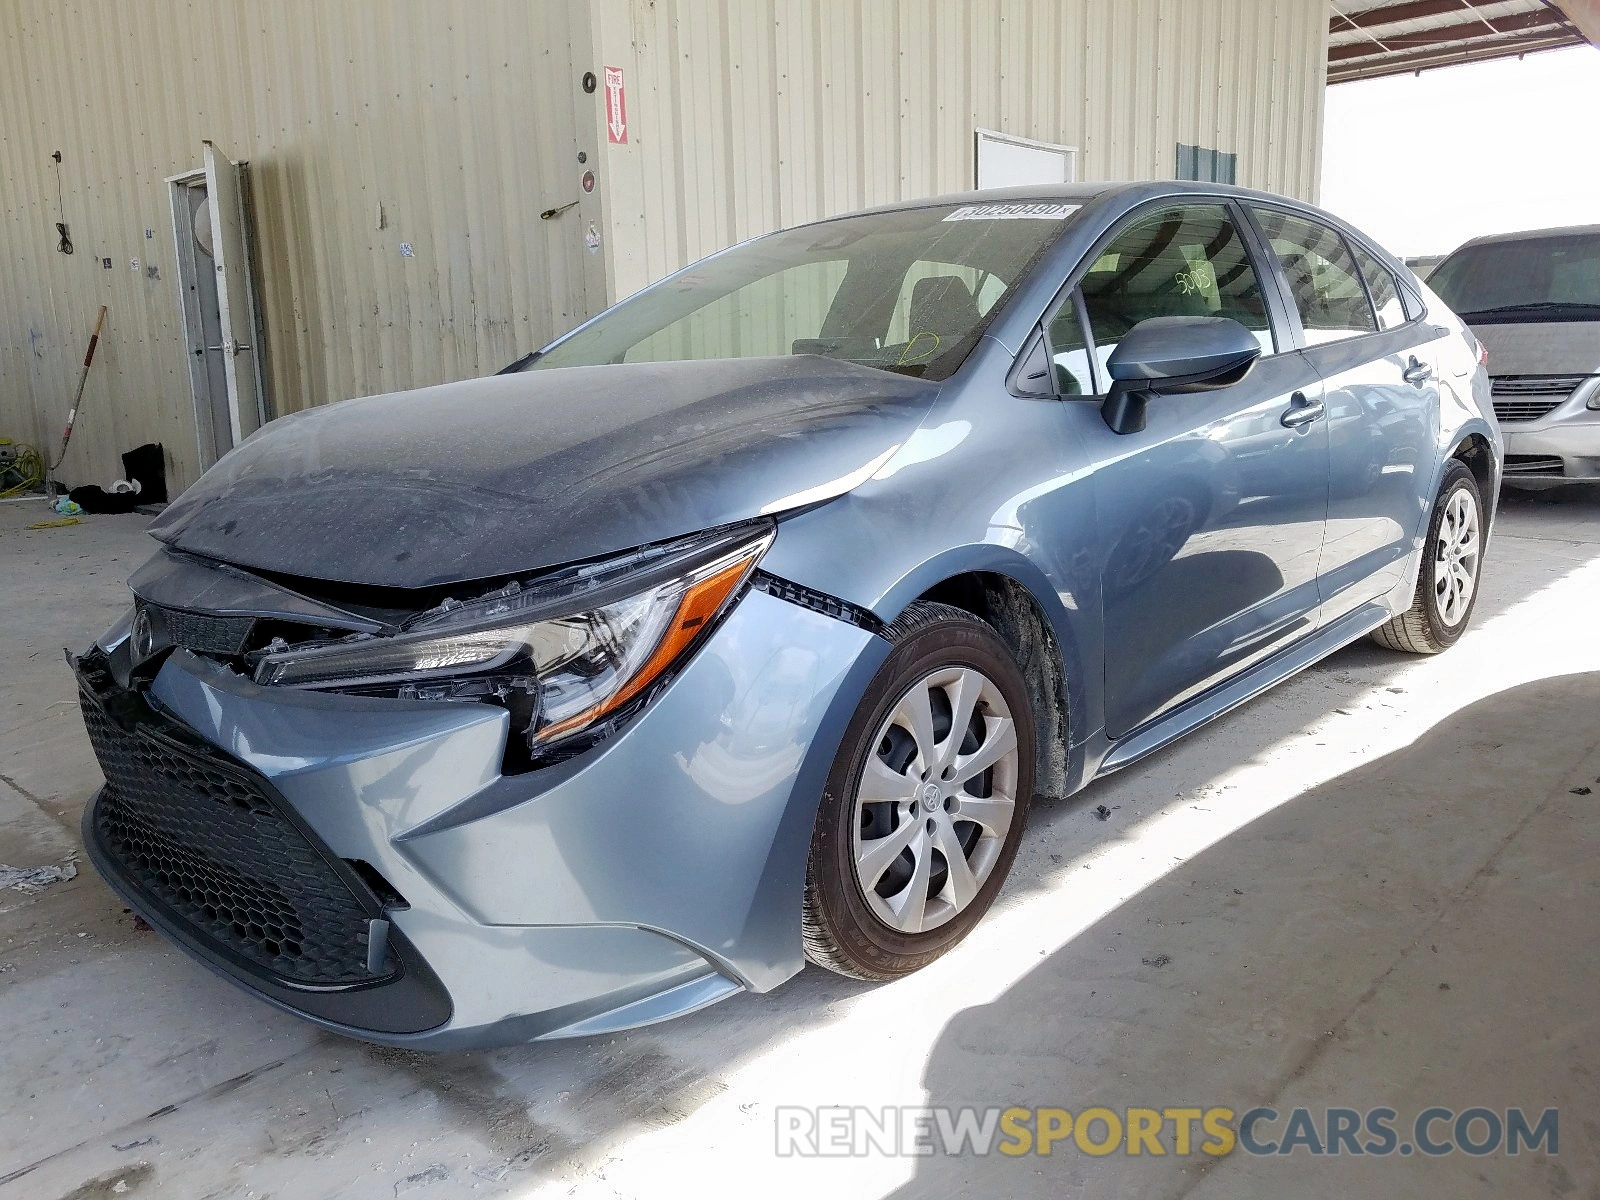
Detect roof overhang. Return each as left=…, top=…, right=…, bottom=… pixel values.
left=1328, top=0, right=1598, bottom=85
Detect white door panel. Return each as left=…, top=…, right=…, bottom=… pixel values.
left=203, top=141, right=263, bottom=445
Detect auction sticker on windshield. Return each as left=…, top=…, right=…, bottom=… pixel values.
left=943, top=202, right=1081, bottom=221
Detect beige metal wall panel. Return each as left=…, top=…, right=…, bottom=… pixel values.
left=593, top=0, right=1327, bottom=302
left=0, top=0, right=603, bottom=494
left=2, top=0, right=1327, bottom=498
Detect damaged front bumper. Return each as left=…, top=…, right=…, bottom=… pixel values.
left=75, top=585, right=885, bottom=1048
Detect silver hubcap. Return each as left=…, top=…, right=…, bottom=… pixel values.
left=1434, top=488, right=1480, bottom=627
left=850, top=667, right=1019, bottom=934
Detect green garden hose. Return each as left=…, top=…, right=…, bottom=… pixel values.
left=0, top=441, right=46, bottom=498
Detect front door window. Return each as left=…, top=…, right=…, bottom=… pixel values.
left=1078, top=204, right=1277, bottom=379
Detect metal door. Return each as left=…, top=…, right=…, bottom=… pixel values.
left=203, top=141, right=264, bottom=447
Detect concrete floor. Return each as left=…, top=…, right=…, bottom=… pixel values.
left=1, top=486, right=1597, bottom=1200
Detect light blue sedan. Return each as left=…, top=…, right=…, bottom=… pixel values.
left=75, top=182, right=1500, bottom=1047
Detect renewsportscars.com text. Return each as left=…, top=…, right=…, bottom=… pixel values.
left=775, top=1105, right=1558, bottom=1159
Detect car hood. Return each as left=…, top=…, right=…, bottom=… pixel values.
left=151, top=356, right=939, bottom=589
left=1467, top=320, right=1600, bottom=376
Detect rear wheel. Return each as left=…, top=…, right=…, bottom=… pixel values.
left=1370, top=460, right=1484, bottom=654
left=802, top=602, right=1035, bottom=980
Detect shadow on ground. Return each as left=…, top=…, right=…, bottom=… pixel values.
left=889, top=672, right=1600, bottom=1200
left=334, top=488, right=1600, bottom=1189
left=6, top=487, right=1599, bottom=1197
left=300, top=488, right=1600, bottom=1188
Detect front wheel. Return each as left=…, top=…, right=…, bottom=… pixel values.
left=802, top=602, right=1035, bottom=980
left=1370, top=460, right=1485, bottom=654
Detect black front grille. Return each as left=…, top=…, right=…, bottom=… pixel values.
left=81, top=691, right=387, bottom=989
left=139, top=602, right=253, bottom=657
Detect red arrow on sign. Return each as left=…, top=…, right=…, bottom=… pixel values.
left=604, top=65, right=627, bottom=144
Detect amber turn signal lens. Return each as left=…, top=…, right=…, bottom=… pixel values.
left=535, top=552, right=757, bottom=740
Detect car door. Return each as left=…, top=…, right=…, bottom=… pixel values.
left=1041, top=200, right=1329, bottom=740
left=1246, top=206, right=1439, bottom=621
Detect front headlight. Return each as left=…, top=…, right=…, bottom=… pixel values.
left=253, top=523, right=774, bottom=750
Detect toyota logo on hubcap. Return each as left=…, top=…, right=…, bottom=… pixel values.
left=919, top=782, right=941, bottom=812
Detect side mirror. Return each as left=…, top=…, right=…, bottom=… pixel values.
left=1101, top=316, right=1263, bottom=435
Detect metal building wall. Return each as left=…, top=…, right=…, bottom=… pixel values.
left=0, top=0, right=603, bottom=493
left=591, top=0, right=1329, bottom=301
left=1, top=0, right=1328, bottom=498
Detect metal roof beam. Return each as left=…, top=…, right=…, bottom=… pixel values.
left=1328, top=6, right=1571, bottom=61
left=1330, top=0, right=1514, bottom=35
left=1329, top=27, right=1584, bottom=79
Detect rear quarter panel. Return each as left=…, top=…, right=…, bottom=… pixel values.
left=1414, top=276, right=1503, bottom=526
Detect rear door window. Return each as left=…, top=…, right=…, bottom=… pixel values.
left=1252, top=208, right=1378, bottom=345
left=1350, top=242, right=1409, bottom=330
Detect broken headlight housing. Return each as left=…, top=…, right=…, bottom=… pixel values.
left=251, top=522, right=774, bottom=755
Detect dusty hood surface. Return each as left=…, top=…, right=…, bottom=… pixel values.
left=1467, top=320, right=1600, bottom=376
left=151, top=356, right=938, bottom=589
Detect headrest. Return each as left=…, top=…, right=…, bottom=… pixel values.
left=908, top=275, right=980, bottom=340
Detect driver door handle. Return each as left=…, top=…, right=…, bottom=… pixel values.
left=1280, top=391, right=1324, bottom=428
left=1402, top=356, right=1433, bottom=386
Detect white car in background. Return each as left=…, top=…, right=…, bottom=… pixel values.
left=1429, top=225, right=1600, bottom=487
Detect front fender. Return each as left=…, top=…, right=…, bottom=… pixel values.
left=763, top=496, right=1101, bottom=777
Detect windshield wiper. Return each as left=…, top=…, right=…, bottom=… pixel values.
left=1458, top=301, right=1600, bottom=319
left=496, top=349, right=543, bottom=374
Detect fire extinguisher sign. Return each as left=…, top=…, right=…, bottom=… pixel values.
left=604, top=66, right=628, bottom=144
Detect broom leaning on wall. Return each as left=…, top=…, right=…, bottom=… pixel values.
left=45, top=303, right=108, bottom=499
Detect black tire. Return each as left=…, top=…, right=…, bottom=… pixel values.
left=802, top=601, right=1035, bottom=980
left=1370, top=459, right=1485, bottom=654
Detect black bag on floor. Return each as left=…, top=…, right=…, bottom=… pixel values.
left=68, top=484, right=140, bottom=513
left=69, top=443, right=167, bottom=514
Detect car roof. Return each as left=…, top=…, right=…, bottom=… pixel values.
left=792, top=181, right=1395, bottom=255
left=755, top=180, right=1416, bottom=292
left=822, top=179, right=1316, bottom=220
left=1448, top=223, right=1600, bottom=250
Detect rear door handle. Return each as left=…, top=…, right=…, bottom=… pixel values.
left=1402, top=357, right=1433, bottom=386
left=1280, top=392, right=1324, bottom=428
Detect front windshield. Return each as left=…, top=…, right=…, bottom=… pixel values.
left=1430, top=232, right=1600, bottom=319
left=524, top=201, right=1080, bottom=380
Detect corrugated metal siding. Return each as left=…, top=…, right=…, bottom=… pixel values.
left=0, top=0, right=603, bottom=493
left=594, top=0, right=1328, bottom=300
left=1, top=0, right=1328, bottom=497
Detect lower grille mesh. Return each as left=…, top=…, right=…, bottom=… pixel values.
left=1503, top=454, right=1564, bottom=476
left=82, top=695, right=383, bottom=987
